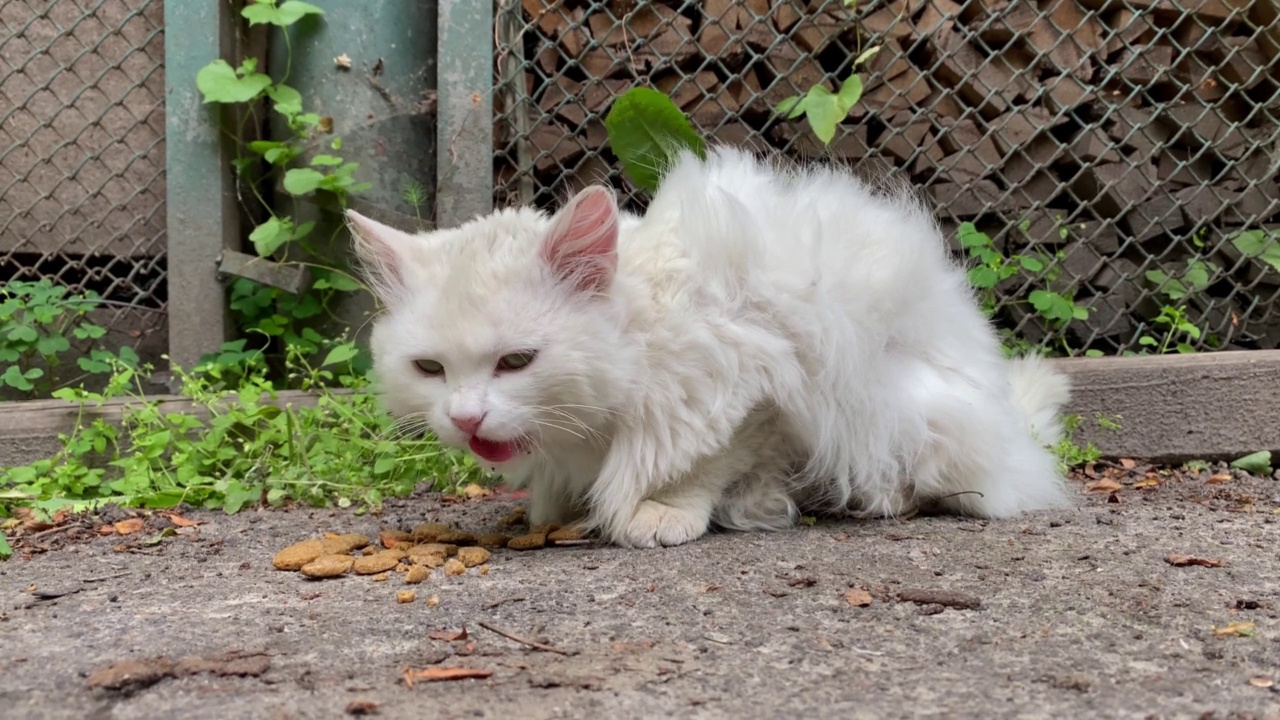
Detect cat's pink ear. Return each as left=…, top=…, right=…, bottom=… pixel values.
left=346, top=210, right=409, bottom=304
left=541, top=186, right=619, bottom=293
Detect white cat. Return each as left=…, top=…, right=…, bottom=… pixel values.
left=347, top=147, right=1072, bottom=548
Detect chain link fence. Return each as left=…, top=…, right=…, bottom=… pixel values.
left=494, top=0, right=1280, bottom=356
left=1, top=0, right=168, bottom=382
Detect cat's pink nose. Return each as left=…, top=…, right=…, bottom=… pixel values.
left=450, top=414, right=485, bottom=436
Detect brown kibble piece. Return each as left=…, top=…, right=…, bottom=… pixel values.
left=379, top=529, right=412, bottom=548
left=443, top=559, right=466, bottom=576
left=478, top=564, right=490, bottom=576
left=476, top=533, right=510, bottom=548
left=397, top=590, right=417, bottom=604
left=499, top=508, right=526, bottom=527
left=462, top=483, right=491, bottom=499
left=410, top=552, right=447, bottom=569
left=300, top=554, right=354, bottom=578
left=371, top=572, right=390, bottom=582
left=507, top=533, right=547, bottom=551
left=436, top=530, right=477, bottom=545
left=353, top=552, right=402, bottom=575
left=273, top=539, right=344, bottom=571
left=547, top=526, right=587, bottom=543
left=425, top=595, right=440, bottom=607
left=324, top=533, right=370, bottom=552
left=528, top=524, right=560, bottom=535
left=410, top=523, right=452, bottom=542
left=406, top=566, right=431, bottom=584
left=361, top=547, right=377, bottom=556
left=456, top=547, right=491, bottom=568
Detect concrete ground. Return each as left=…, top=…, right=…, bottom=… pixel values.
left=2, top=466, right=1278, bottom=720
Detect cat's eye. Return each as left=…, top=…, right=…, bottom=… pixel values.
left=413, top=359, right=445, bottom=376
left=496, top=351, right=537, bottom=372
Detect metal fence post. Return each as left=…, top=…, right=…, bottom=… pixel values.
left=164, top=0, right=241, bottom=375
left=435, top=0, right=495, bottom=228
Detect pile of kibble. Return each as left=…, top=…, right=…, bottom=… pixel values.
left=270, top=508, right=589, bottom=602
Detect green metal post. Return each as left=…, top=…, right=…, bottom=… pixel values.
left=165, top=0, right=241, bottom=375
left=436, top=0, right=495, bottom=228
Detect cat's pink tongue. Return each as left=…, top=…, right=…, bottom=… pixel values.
left=469, top=436, right=519, bottom=464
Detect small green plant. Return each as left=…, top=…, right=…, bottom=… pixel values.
left=1050, top=413, right=1123, bottom=475
left=402, top=179, right=429, bottom=224
left=0, top=342, right=487, bottom=520
left=0, top=279, right=138, bottom=395
left=957, top=222, right=1090, bottom=355
left=1139, top=258, right=1217, bottom=354
left=196, top=0, right=370, bottom=374
left=774, top=0, right=880, bottom=145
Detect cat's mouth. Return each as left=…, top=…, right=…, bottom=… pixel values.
left=468, top=436, right=523, bottom=464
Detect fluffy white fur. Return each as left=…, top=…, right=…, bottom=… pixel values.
left=347, top=147, right=1073, bottom=548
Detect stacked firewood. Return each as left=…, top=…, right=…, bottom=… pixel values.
left=497, top=0, right=1280, bottom=352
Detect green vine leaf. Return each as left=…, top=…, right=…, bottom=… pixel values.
left=195, top=59, right=271, bottom=104
left=283, top=168, right=325, bottom=195
left=1230, top=450, right=1273, bottom=474
left=322, top=343, right=359, bottom=368
left=265, top=83, right=303, bottom=118
left=777, top=75, right=864, bottom=146
left=242, top=0, right=325, bottom=27
left=604, top=87, right=706, bottom=194
left=1232, top=229, right=1280, bottom=274
left=249, top=216, right=293, bottom=257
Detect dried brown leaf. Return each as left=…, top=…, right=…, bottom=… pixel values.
left=1085, top=478, right=1122, bottom=493
left=403, top=666, right=493, bottom=687
left=1213, top=621, right=1256, bottom=637
left=345, top=699, right=378, bottom=715
left=113, top=518, right=145, bottom=535
left=844, top=588, right=874, bottom=607
left=1119, top=458, right=1137, bottom=470
left=1208, top=472, right=1232, bottom=485
left=1165, top=554, right=1227, bottom=568
left=165, top=514, right=201, bottom=527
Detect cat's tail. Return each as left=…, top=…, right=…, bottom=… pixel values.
left=1007, top=354, right=1071, bottom=447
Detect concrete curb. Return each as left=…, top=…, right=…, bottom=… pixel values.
left=1, top=351, right=1277, bottom=468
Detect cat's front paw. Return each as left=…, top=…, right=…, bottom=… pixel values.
left=618, top=500, right=709, bottom=548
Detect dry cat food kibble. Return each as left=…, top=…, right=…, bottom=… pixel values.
left=456, top=547, right=491, bottom=567
left=300, top=554, right=354, bottom=578
left=353, top=552, right=402, bottom=575
left=270, top=514, right=598, bottom=599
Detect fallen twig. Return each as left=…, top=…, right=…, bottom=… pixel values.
left=82, top=571, right=132, bottom=583
left=476, top=621, right=577, bottom=656
left=483, top=596, right=527, bottom=610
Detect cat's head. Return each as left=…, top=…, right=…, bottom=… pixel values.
left=346, top=187, right=632, bottom=473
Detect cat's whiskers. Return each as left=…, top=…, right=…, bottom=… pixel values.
left=530, top=407, right=609, bottom=448
left=528, top=418, right=588, bottom=442
left=383, top=412, right=435, bottom=441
